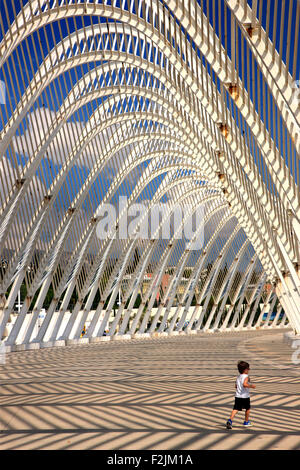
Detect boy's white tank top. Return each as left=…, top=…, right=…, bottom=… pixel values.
left=235, top=373, right=250, bottom=398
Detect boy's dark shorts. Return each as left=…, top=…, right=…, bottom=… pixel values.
left=233, top=397, right=251, bottom=411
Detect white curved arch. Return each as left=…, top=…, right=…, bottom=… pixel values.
left=1, top=90, right=280, bottom=303
left=1, top=13, right=297, bottom=219
left=0, top=22, right=296, bottom=285
left=0, top=1, right=298, bottom=344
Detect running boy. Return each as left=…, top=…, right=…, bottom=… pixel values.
left=226, top=360, right=256, bottom=429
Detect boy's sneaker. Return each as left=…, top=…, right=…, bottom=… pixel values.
left=243, top=421, right=252, bottom=427
left=226, top=419, right=232, bottom=429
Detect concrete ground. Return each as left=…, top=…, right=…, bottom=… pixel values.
left=0, top=328, right=300, bottom=450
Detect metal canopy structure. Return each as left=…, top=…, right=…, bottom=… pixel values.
left=0, top=0, right=299, bottom=349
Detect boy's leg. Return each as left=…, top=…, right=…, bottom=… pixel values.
left=230, top=409, right=239, bottom=421
left=226, top=409, right=238, bottom=428
left=245, top=409, right=250, bottom=422
left=227, top=397, right=242, bottom=428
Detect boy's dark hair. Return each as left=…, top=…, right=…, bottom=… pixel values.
left=237, top=361, right=250, bottom=374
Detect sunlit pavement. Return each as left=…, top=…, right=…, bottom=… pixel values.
left=0, top=328, right=300, bottom=450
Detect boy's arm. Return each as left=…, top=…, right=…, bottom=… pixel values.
left=243, top=377, right=256, bottom=389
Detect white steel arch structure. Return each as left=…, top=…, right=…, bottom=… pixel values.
left=0, top=0, right=299, bottom=350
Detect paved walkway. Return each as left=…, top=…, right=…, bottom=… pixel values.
left=0, top=329, right=300, bottom=450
